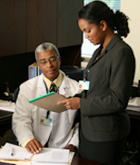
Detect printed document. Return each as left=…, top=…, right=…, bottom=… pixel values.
left=0, top=143, right=32, bottom=160
left=33, top=148, right=70, bottom=163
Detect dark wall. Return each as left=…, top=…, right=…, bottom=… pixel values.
left=0, top=52, right=35, bottom=92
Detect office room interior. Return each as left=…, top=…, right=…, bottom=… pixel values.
left=0, top=0, right=140, bottom=93
left=0, top=0, right=140, bottom=164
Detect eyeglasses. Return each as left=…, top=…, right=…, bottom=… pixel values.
left=37, top=56, right=59, bottom=65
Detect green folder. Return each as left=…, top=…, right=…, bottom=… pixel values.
left=29, top=92, right=55, bottom=103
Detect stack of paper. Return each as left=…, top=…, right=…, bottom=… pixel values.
left=0, top=143, right=33, bottom=160
left=0, top=143, right=74, bottom=165
left=127, top=97, right=140, bottom=112
left=31, top=148, right=73, bottom=165
left=0, top=100, right=15, bottom=112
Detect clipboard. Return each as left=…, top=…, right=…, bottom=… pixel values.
left=29, top=92, right=67, bottom=112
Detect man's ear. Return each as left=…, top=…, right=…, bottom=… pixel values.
left=36, top=61, right=40, bottom=68
left=99, top=20, right=107, bottom=31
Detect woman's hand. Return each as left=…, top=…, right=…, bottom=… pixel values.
left=65, top=144, right=77, bottom=152
left=57, top=97, right=80, bottom=110
left=25, top=138, right=43, bottom=154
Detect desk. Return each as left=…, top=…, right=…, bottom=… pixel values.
left=72, top=155, right=101, bottom=165
left=0, top=110, right=13, bottom=136
left=126, top=109, right=140, bottom=164
left=127, top=110, right=140, bottom=141
left=0, top=110, right=13, bottom=123
left=128, top=109, right=140, bottom=119
left=0, top=155, right=101, bottom=165
left=0, top=109, right=140, bottom=164
left=0, top=110, right=101, bottom=165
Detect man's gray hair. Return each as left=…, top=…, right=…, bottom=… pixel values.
left=35, top=42, right=60, bottom=61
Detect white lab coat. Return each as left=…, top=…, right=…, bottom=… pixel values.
left=12, top=71, right=80, bottom=148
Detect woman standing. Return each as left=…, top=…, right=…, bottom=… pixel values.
left=58, top=1, right=135, bottom=164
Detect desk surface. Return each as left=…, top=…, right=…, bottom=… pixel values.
left=0, top=110, right=13, bottom=137
left=0, top=109, right=13, bottom=126
left=0, top=109, right=13, bottom=118
left=72, top=155, right=101, bottom=165
left=127, top=110, right=140, bottom=120
left=0, top=110, right=13, bottom=127
left=0, top=155, right=101, bottom=165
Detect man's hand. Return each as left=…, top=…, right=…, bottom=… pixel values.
left=65, top=144, right=77, bottom=152
left=25, top=138, right=43, bottom=154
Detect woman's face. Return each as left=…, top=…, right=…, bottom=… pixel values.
left=78, top=19, right=105, bottom=45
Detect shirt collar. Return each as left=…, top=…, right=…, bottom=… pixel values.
left=43, top=71, right=64, bottom=91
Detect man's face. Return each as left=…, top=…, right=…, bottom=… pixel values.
left=37, top=50, right=61, bottom=81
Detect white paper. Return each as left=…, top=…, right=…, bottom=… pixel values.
left=33, top=148, right=70, bottom=163
left=28, top=163, right=68, bottom=165
left=127, top=105, right=140, bottom=112
left=0, top=100, right=15, bottom=112
left=128, top=97, right=140, bottom=107
left=126, top=97, right=140, bottom=112
left=0, top=143, right=33, bottom=160
left=28, top=152, right=74, bottom=165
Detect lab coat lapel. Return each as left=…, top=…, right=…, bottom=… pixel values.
left=58, top=74, right=70, bottom=97
left=37, top=74, right=46, bottom=95
left=59, top=78, right=67, bottom=96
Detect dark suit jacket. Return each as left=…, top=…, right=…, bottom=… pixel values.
left=79, top=35, right=135, bottom=142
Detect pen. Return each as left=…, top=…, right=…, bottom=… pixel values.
left=11, top=148, right=15, bottom=156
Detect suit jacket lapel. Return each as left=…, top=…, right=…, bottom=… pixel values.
left=86, top=46, right=102, bottom=69
left=86, top=35, right=121, bottom=70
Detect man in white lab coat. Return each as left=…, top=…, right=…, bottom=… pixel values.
left=12, top=42, right=80, bottom=154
